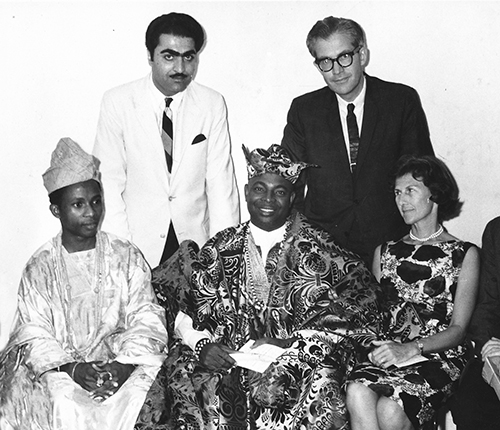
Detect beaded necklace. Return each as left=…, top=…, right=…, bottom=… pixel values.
left=409, top=224, right=444, bottom=242
left=244, top=219, right=292, bottom=312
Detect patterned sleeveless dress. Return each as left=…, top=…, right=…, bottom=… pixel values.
left=346, top=239, right=475, bottom=429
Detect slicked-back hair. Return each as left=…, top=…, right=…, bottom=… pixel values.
left=306, top=16, right=366, bottom=56
left=146, top=13, right=205, bottom=58
left=394, top=155, right=463, bottom=222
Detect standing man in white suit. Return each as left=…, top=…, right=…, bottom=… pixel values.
left=94, top=12, right=240, bottom=267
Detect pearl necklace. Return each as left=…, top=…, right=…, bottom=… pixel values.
left=409, top=224, right=444, bottom=242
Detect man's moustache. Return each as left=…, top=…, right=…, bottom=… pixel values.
left=170, top=73, right=188, bottom=79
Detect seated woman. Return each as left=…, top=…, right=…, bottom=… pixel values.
left=345, top=155, right=479, bottom=430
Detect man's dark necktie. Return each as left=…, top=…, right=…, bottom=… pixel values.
left=159, top=97, right=179, bottom=264
left=162, top=97, right=174, bottom=172
left=347, top=103, right=360, bottom=172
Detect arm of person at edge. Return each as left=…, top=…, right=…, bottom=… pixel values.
left=473, top=220, right=500, bottom=360
left=369, top=244, right=480, bottom=369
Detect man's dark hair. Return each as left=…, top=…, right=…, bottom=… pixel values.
left=306, top=16, right=366, bottom=57
left=146, top=13, right=205, bottom=58
left=394, top=155, right=463, bottom=222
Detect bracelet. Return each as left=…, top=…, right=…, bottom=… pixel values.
left=415, top=339, right=425, bottom=355
left=70, top=362, right=79, bottom=380
left=194, top=338, right=211, bottom=361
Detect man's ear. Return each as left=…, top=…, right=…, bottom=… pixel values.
left=50, top=204, right=60, bottom=219
left=290, top=191, right=296, bottom=206
left=359, top=46, right=369, bottom=68
left=244, top=184, right=249, bottom=201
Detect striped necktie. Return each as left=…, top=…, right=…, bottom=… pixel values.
left=347, top=103, right=360, bottom=173
left=162, top=97, right=174, bottom=172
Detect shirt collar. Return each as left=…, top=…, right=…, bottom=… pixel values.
left=148, top=73, right=186, bottom=111
left=336, top=75, right=366, bottom=112
left=249, top=221, right=287, bottom=248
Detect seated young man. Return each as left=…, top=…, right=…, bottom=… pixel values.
left=147, top=144, right=384, bottom=430
left=0, top=138, right=168, bottom=430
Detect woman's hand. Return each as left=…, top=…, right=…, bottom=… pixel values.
left=368, top=340, right=419, bottom=368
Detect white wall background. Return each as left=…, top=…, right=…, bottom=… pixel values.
left=1, top=0, right=499, bottom=349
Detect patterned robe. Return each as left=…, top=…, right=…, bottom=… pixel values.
left=0, top=231, right=168, bottom=430
left=142, top=212, right=383, bottom=430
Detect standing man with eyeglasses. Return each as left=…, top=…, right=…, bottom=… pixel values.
left=281, top=16, right=434, bottom=264
left=94, top=13, right=239, bottom=268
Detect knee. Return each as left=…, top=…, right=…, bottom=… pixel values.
left=377, top=397, right=412, bottom=430
left=346, top=382, right=374, bottom=410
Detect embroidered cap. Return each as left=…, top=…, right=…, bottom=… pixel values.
left=43, top=137, right=101, bottom=194
left=242, top=144, right=317, bottom=184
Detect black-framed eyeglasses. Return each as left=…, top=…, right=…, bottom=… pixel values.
left=314, top=46, right=362, bottom=72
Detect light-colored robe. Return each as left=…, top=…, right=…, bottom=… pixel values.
left=0, top=231, right=168, bottom=430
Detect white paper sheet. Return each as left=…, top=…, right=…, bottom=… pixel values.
left=229, top=340, right=287, bottom=373
left=393, top=354, right=429, bottom=368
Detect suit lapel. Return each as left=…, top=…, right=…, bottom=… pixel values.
left=355, top=75, right=378, bottom=177
left=325, top=93, right=353, bottom=177
left=135, top=78, right=171, bottom=189
left=171, top=84, right=201, bottom=184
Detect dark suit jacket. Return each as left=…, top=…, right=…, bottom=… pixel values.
left=469, top=217, right=500, bottom=353
left=281, top=74, right=434, bottom=263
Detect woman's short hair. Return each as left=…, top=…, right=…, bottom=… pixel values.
left=393, top=155, right=463, bottom=222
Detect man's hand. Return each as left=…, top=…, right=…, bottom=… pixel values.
left=90, top=361, right=135, bottom=401
left=482, top=337, right=500, bottom=360
left=64, top=361, right=136, bottom=401
left=199, top=343, right=236, bottom=371
left=64, top=361, right=102, bottom=392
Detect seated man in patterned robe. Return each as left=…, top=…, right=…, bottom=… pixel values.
left=0, top=138, right=168, bottom=430
left=147, top=144, right=383, bottom=430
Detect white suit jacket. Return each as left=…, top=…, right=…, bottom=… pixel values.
left=93, top=75, right=240, bottom=266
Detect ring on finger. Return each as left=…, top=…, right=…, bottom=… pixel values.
left=96, top=375, right=104, bottom=387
